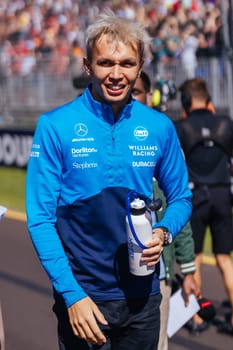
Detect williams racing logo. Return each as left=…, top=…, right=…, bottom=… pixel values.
left=134, top=126, right=149, bottom=141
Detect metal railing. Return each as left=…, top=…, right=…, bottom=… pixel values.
left=0, top=56, right=233, bottom=127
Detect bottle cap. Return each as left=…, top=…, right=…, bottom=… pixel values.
left=130, top=198, right=146, bottom=215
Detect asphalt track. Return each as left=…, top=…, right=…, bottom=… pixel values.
left=0, top=213, right=233, bottom=350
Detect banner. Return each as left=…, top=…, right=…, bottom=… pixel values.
left=0, top=129, right=34, bottom=168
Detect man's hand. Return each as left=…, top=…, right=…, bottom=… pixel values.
left=182, top=274, right=200, bottom=306
left=141, top=228, right=164, bottom=266
left=68, top=296, right=108, bottom=345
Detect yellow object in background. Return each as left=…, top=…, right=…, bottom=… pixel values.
left=152, top=89, right=161, bottom=107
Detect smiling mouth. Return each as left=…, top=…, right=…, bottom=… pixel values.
left=106, top=85, right=125, bottom=96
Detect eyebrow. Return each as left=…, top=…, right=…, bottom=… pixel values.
left=96, top=57, right=138, bottom=64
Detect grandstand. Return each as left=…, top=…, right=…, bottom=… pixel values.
left=0, top=0, right=233, bottom=128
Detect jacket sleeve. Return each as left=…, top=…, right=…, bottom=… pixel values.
left=174, top=221, right=196, bottom=275
left=153, top=117, right=192, bottom=237
left=26, top=115, right=87, bottom=308
left=153, top=179, right=195, bottom=276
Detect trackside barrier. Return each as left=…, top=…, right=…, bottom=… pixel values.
left=0, top=57, right=232, bottom=124
left=0, top=129, right=33, bottom=168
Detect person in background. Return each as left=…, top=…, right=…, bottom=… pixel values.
left=180, top=22, right=199, bottom=79
left=176, top=78, right=233, bottom=335
left=150, top=21, right=168, bottom=77
left=26, top=11, right=192, bottom=350
left=132, top=71, right=199, bottom=349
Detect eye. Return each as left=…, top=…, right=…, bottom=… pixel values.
left=132, top=89, right=140, bottom=96
left=121, top=60, right=136, bottom=68
left=97, top=59, right=113, bottom=67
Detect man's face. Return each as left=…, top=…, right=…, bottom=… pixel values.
left=132, top=77, right=148, bottom=105
left=84, top=34, right=142, bottom=111
left=132, top=76, right=152, bottom=106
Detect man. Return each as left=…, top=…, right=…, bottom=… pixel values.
left=131, top=70, right=152, bottom=107
left=132, top=71, right=199, bottom=349
left=176, top=78, right=233, bottom=335
left=26, top=12, right=192, bottom=350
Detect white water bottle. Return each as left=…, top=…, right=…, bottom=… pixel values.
left=126, top=198, right=155, bottom=276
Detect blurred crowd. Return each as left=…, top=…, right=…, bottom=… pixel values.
left=0, top=0, right=226, bottom=80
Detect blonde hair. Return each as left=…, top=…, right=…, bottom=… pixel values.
left=85, top=10, right=151, bottom=63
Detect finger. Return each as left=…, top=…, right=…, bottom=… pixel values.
left=146, top=238, right=162, bottom=248
left=81, top=304, right=107, bottom=344
left=85, top=319, right=107, bottom=344
left=93, top=305, right=108, bottom=326
left=70, top=317, right=87, bottom=340
left=142, top=253, right=160, bottom=261
left=88, top=329, right=106, bottom=345
left=72, top=316, right=106, bottom=345
left=143, top=242, right=163, bottom=252
left=147, top=257, right=161, bottom=265
left=75, top=326, right=86, bottom=340
left=142, top=246, right=163, bottom=259
left=141, top=254, right=161, bottom=266
left=184, top=294, right=189, bottom=306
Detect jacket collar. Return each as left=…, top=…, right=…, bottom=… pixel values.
left=188, top=109, right=214, bottom=118
left=81, top=85, right=133, bottom=124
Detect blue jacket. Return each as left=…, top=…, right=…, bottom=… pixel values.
left=26, top=86, right=192, bottom=308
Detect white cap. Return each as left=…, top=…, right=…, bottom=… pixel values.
left=130, top=198, right=146, bottom=210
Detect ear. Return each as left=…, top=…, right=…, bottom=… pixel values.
left=83, top=57, right=91, bottom=76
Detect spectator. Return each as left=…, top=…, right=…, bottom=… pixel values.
left=150, top=21, right=169, bottom=77
left=0, top=1, right=224, bottom=78
left=175, top=78, right=233, bottom=336
left=132, top=70, right=199, bottom=349
left=70, top=38, right=85, bottom=77
left=180, top=21, right=199, bottom=79
left=164, top=15, right=182, bottom=63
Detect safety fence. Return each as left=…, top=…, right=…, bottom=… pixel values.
left=0, top=56, right=233, bottom=127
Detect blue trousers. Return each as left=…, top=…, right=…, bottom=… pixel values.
left=54, top=294, right=161, bottom=350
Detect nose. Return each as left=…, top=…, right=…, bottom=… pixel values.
left=109, top=64, right=122, bottom=80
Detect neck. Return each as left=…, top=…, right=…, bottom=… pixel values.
left=111, top=96, right=131, bottom=121
left=189, top=99, right=207, bottom=112
left=112, top=104, right=123, bottom=121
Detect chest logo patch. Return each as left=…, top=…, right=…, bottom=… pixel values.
left=134, top=126, right=149, bottom=141
left=74, top=123, right=88, bottom=137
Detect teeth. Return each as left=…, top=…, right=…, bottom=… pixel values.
left=109, top=86, right=122, bottom=90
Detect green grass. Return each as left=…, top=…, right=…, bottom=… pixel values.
left=0, top=167, right=26, bottom=212
left=203, top=228, right=212, bottom=255
left=0, top=166, right=224, bottom=257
